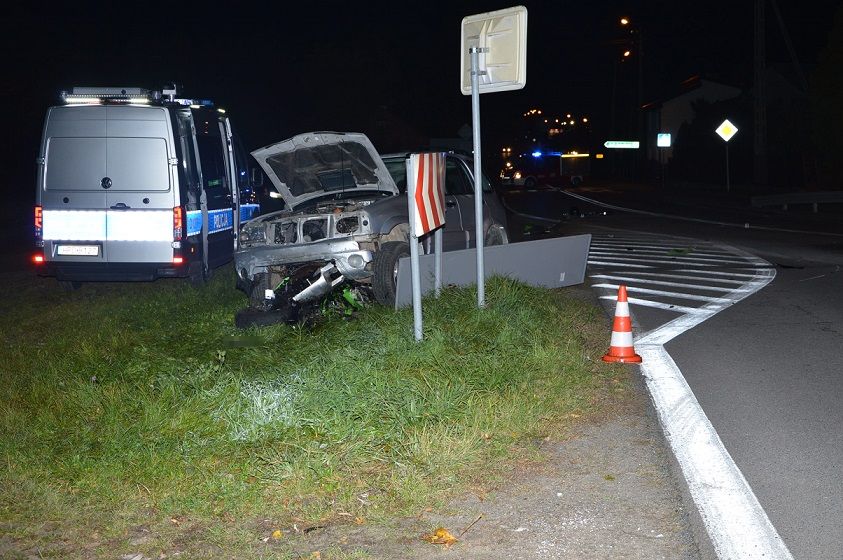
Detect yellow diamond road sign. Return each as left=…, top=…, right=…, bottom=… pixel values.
left=716, top=119, right=738, bottom=142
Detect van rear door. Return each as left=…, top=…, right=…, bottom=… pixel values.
left=102, top=106, right=175, bottom=263
left=41, top=106, right=109, bottom=263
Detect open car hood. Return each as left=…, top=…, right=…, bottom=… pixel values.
left=251, top=132, right=399, bottom=210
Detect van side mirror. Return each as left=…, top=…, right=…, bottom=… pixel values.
left=250, top=167, right=264, bottom=187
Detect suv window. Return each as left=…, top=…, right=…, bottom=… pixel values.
left=382, top=156, right=479, bottom=196
left=384, top=159, right=408, bottom=193
left=445, top=158, right=471, bottom=195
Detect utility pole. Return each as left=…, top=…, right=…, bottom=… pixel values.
left=754, top=0, right=768, bottom=187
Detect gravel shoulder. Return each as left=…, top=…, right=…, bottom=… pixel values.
left=282, top=329, right=701, bottom=559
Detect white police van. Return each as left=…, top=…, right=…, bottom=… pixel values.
left=33, top=86, right=260, bottom=286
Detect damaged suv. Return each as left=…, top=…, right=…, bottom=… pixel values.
left=234, top=132, right=508, bottom=321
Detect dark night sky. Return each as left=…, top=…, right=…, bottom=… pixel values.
left=2, top=0, right=840, bottom=199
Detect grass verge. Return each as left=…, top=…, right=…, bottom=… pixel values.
left=0, top=268, right=620, bottom=559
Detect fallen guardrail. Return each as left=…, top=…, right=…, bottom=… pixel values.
left=751, top=191, right=843, bottom=213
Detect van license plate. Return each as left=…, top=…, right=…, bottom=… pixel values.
left=57, top=245, right=99, bottom=256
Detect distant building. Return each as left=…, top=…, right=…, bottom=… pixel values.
left=644, top=76, right=742, bottom=163
left=429, top=123, right=474, bottom=153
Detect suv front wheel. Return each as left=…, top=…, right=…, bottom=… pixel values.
left=372, top=241, right=410, bottom=307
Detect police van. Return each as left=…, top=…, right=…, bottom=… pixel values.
left=33, top=86, right=260, bottom=286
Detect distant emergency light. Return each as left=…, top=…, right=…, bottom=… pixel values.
left=531, top=150, right=542, bottom=158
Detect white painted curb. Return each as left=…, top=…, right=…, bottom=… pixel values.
left=632, top=246, right=792, bottom=559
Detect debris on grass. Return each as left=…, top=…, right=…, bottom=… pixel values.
left=421, top=527, right=458, bottom=546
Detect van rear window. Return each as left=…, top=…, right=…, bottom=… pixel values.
left=46, top=137, right=106, bottom=191
left=107, top=138, right=170, bottom=191
left=46, top=137, right=170, bottom=191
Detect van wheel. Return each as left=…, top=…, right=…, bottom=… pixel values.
left=373, top=241, right=410, bottom=307
left=249, top=273, right=274, bottom=311
left=524, top=177, right=536, bottom=188
left=189, top=262, right=209, bottom=287
left=59, top=280, right=82, bottom=291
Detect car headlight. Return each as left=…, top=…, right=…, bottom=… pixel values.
left=239, top=226, right=266, bottom=245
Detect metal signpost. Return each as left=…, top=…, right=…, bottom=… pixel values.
left=657, top=133, right=671, bottom=190
left=406, top=153, right=446, bottom=341
left=461, top=5, right=527, bottom=308
left=716, top=119, right=738, bottom=192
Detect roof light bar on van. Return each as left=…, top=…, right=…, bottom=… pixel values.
left=60, top=88, right=153, bottom=105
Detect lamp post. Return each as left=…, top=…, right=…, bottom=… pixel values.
left=620, top=17, right=644, bottom=178
left=620, top=17, right=643, bottom=115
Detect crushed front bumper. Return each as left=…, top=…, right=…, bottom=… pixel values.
left=234, top=238, right=374, bottom=285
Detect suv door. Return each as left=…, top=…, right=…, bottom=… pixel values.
left=444, top=156, right=475, bottom=250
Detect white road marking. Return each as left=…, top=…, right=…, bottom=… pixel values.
left=599, top=294, right=702, bottom=315
left=595, top=271, right=747, bottom=285
left=590, top=274, right=736, bottom=292
left=589, top=248, right=759, bottom=263
left=675, top=268, right=763, bottom=279
left=592, top=242, right=733, bottom=253
left=591, top=283, right=733, bottom=303
left=588, top=253, right=760, bottom=266
left=587, top=260, right=654, bottom=268
left=589, top=232, right=793, bottom=559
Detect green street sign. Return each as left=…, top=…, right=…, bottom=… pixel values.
left=603, top=140, right=640, bottom=149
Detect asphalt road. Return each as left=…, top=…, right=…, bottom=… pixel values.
left=501, top=183, right=843, bottom=560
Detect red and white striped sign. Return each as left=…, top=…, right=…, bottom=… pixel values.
left=408, top=152, right=446, bottom=237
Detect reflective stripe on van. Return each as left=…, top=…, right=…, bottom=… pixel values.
left=43, top=209, right=172, bottom=242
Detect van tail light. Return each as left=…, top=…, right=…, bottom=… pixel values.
left=173, top=207, right=183, bottom=241
left=172, top=256, right=184, bottom=265
left=33, top=253, right=45, bottom=265
left=35, top=205, right=43, bottom=243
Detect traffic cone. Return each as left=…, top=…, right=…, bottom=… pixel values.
left=602, top=285, right=642, bottom=363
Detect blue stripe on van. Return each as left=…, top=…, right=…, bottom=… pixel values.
left=185, top=206, right=259, bottom=237
left=186, top=210, right=202, bottom=237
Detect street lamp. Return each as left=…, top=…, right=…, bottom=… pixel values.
left=618, top=15, right=644, bottom=177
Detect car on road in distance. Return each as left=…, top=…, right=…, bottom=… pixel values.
left=499, top=152, right=586, bottom=189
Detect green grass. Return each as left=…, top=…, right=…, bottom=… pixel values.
left=0, top=269, right=619, bottom=558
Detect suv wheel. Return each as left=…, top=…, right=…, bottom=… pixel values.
left=373, top=241, right=410, bottom=307
left=485, top=225, right=508, bottom=246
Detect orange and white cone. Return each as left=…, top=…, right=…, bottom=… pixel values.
left=602, top=284, right=642, bottom=363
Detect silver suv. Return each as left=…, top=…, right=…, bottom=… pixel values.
left=234, top=132, right=508, bottom=319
